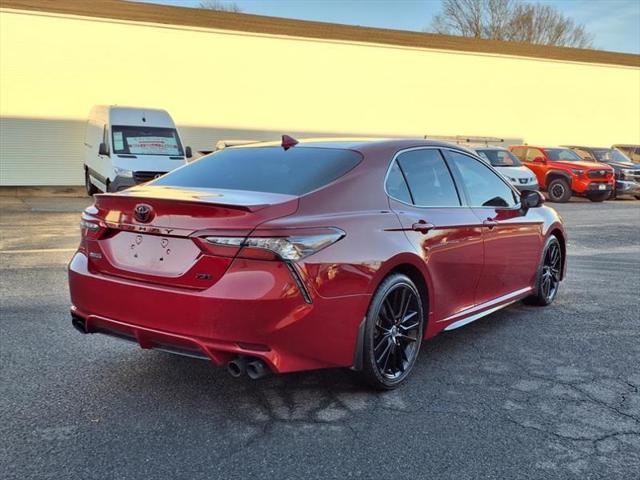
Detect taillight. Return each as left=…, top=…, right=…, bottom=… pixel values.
left=79, top=217, right=107, bottom=240
left=202, top=228, right=345, bottom=261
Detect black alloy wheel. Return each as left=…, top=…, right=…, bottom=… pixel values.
left=526, top=236, right=562, bottom=306
left=547, top=178, right=571, bottom=203
left=360, top=274, right=424, bottom=389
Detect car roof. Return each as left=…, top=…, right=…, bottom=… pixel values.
left=509, top=145, right=569, bottom=150
left=471, top=145, right=509, bottom=151
left=563, top=145, right=610, bottom=150
left=235, top=137, right=478, bottom=155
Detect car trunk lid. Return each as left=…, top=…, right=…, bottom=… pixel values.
left=85, top=185, right=298, bottom=289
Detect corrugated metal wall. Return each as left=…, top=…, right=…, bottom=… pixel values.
left=0, top=117, right=86, bottom=185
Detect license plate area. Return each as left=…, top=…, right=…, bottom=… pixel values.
left=598, top=184, right=606, bottom=190
left=102, top=232, right=200, bottom=277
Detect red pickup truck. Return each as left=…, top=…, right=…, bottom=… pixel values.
left=510, top=146, right=614, bottom=202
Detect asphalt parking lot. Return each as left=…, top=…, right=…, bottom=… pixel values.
left=1, top=195, right=639, bottom=479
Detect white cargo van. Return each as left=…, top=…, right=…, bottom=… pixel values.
left=84, top=106, right=191, bottom=194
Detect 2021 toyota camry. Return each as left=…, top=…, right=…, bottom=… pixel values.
left=68, top=137, right=566, bottom=389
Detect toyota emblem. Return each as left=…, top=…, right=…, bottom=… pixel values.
left=133, top=204, right=154, bottom=223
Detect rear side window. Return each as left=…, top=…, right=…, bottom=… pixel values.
left=395, top=149, right=460, bottom=207
left=154, top=146, right=362, bottom=196
left=385, top=161, right=412, bottom=204
left=447, top=151, right=517, bottom=208
left=511, top=147, right=526, bottom=160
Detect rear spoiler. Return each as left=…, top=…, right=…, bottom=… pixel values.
left=424, top=135, right=523, bottom=147
left=97, top=186, right=298, bottom=213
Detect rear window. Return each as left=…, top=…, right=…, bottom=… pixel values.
left=153, top=146, right=362, bottom=196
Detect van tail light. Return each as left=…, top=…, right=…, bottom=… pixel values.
left=200, top=228, right=345, bottom=261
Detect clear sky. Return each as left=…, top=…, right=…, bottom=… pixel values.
left=134, top=0, right=640, bottom=54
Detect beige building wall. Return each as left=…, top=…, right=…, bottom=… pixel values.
left=1, top=8, right=639, bottom=185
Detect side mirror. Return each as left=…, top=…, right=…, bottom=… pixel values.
left=98, top=142, right=109, bottom=156
left=521, top=190, right=545, bottom=209
left=533, top=156, right=546, bottom=164
left=185, top=146, right=193, bottom=159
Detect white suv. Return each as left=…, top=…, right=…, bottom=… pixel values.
left=473, top=146, right=539, bottom=192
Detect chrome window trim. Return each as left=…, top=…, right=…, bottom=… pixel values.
left=383, top=146, right=466, bottom=209
left=383, top=145, right=522, bottom=210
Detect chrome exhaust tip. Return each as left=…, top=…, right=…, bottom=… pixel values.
left=226, top=356, right=249, bottom=378
left=246, top=359, right=270, bottom=380
left=71, top=315, right=87, bottom=334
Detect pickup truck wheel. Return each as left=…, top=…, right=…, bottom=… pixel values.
left=85, top=170, right=99, bottom=196
left=546, top=178, right=572, bottom=203
left=587, top=192, right=609, bottom=202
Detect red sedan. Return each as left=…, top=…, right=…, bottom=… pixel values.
left=68, top=138, right=567, bottom=389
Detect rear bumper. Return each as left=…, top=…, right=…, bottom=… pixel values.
left=68, top=252, right=369, bottom=373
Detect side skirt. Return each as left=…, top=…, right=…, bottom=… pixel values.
left=443, top=287, right=532, bottom=331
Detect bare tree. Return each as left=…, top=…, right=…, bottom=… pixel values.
left=430, top=0, right=593, bottom=48
left=199, top=1, right=242, bottom=13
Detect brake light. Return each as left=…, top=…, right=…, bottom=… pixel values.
left=80, top=217, right=106, bottom=239
left=202, top=228, right=345, bottom=261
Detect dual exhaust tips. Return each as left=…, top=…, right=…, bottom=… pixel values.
left=227, top=356, right=270, bottom=380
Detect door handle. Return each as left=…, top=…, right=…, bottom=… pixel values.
left=411, top=220, right=435, bottom=234
left=483, top=219, right=498, bottom=230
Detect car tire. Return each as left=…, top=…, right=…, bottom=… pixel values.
left=546, top=178, right=572, bottom=203
left=635, top=195, right=640, bottom=201
left=85, top=169, right=99, bottom=196
left=358, top=273, right=425, bottom=390
left=524, top=236, right=562, bottom=307
left=587, top=192, right=609, bottom=202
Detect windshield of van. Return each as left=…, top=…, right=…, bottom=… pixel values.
left=112, top=126, right=183, bottom=156
left=153, top=146, right=362, bottom=196
left=475, top=149, right=522, bottom=167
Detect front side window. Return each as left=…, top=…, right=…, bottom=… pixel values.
left=395, top=149, right=460, bottom=207
left=112, top=126, right=184, bottom=156
left=447, top=151, right=517, bottom=208
left=154, top=146, right=362, bottom=196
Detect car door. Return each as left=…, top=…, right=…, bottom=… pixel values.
left=386, top=148, right=484, bottom=323
left=443, top=149, right=543, bottom=304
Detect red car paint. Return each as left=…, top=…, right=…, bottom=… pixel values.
left=69, top=139, right=567, bottom=375
left=510, top=145, right=614, bottom=199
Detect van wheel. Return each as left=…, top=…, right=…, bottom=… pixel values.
left=525, top=236, right=562, bottom=306
left=358, top=274, right=424, bottom=390
left=85, top=170, right=99, bottom=196
left=587, top=192, right=609, bottom=202
left=546, top=178, right=571, bottom=203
